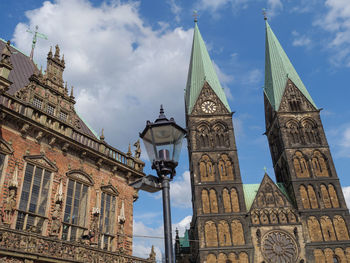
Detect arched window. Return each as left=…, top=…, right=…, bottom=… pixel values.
left=293, top=151, right=310, bottom=178
left=202, top=189, right=210, bottom=214
left=308, top=185, right=319, bottom=209
left=218, top=154, right=234, bottom=181
left=320, top=184, right=332, bottom=209
left=62, top=170, right=93, bottom=241
left=206, top=254, right=217, bottom=263
left=307, top=216, right=323, bottom=242
left=231, top=220, right=245, bottom=245
left=213, top=122, right=228, bottom=148
left=199, top=155, right=215, bottom=182
left=320, top=216, right=336, bottom=241
left=328, top=184, right=340, bottom=208
left=286, top=120, right=301, bottom=144
left=196, top=124, right=210, bottom=149
left=299, top=185, right=310, bottom=209
left=222, top=188, right=231, bottom=213
left=218, top=221, right=232, bottom=246
left=333, top=215, right=350, bottom=241
left=230, top=188, right=240, bottom=212
left=209, top=189, right=218, bottom=213
left=312, top=151, right=329, bottom=177
left=205, top=221, right=218, bottom=247
left=218, top=253, right=227, bottom=263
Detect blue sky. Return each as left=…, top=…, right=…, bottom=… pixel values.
left=2, top=0, right=350, bottom=260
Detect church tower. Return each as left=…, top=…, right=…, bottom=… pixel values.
left=264, top=19, right=350, bottom=261
left=185, top=21, right=252, bottom=263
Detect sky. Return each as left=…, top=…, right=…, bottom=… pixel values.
left=1, top=0, right=350, bottom=261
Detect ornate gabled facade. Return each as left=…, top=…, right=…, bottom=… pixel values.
left=0, top=39, right=153, bottom=263
left=176, top=20, right=350, bottom=263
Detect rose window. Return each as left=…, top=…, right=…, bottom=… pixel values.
left=261, top=230, right=298, bottom=263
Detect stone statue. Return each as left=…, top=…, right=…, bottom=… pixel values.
left=50, top=203, right=61, bottom=236
left=3, top=188, right=16, bottom=225
left=148, top=245, right=156, bottom=262
left=134, top=139, right=141, bottom=159
left=1, top=40, right=12, bottom=64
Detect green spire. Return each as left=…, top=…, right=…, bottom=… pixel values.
left=264, top=21, right=317, bottom=110
left=185, top=22, right=231, bottom=114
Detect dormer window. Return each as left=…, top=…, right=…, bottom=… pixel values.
left=33, top=97, right=43, bottom=109
left=60, top=111, right=68, bottom=121
left=47, top=104, right=55, bottom=115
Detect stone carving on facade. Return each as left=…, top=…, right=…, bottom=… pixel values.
left=50, top=180, right=63, bottom=237
left=118, top=199, right=126, bottom=253
left=3, top=165, right=18, bottom=226
left=1, top=40, right=12, bottom=65
left=134, top=139, right=141, bottom=159
left=261, top=230, right=298, bottom=263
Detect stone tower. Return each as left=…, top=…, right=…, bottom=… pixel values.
left=185, top=21, right=252, bottom=263
left=264, top=19, right=350, bottom=261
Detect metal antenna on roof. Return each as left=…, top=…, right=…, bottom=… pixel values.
left=262, top=8, right=268, bottom=21
left=26, top=25, right=48, bottom=61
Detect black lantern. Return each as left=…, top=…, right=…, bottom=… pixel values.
left=140, top=105, right=186, bottom=177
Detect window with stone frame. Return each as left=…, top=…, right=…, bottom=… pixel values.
left=33, top=97, right=43, bottom=109
left=16, top=164, right=51, bottom=233
left=62, top=179, right=89, bottom=241
left=60, top=111, right=68, bottom=121
left=99, top=188, right=117, bottom=251
left=47, top=104, right=55, bottom=115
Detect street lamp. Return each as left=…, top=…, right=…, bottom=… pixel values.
left=132, top=105, right=186, bottom=263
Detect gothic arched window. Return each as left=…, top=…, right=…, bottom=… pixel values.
left=328, top=184, right=340, bottom=208
left=307, top=216, right=323, bottom=242
left=230, top=188, right=240, bottom=212
left=213, top=122, right=228, bottom=148
left=199, top=155, right=215, bottom=182
left=320, top=216, right=336, bottom=241
left=293, top=151, right=310, bottom=178
left=209, top=189, right=218, bottom=213
left=218, top=220, right=232, bottom=246
left=205, top=221, right=218, bottom=247
left=201, top=189, right=210, bottom=214
left=333, top=215, right=350, bottom=241
left=218, top=154, right=234, bottom=181
left=312, top=151, right=329, bottom=177
left=286, top=120, right=301, bottom=144
left=320, top=184, right=332, bottom=209
left=222, top=188, right=231, bottom=213
left=231, top=220, right=245, bottom=245
left=301, top=119, right=320, bottom=144
left=307, top=185, right=319, bottom=209
left=196, top=124, right=210, bottom=149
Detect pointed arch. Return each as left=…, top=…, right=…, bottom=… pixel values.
left=269, top=210, right=278, bottom=224
left=230, top=188, right=240, bottom=212
left=209, top=189, right=218, bottom=213
left=222, top=188, right=231, bottom=213
left=307, top=185, right=319, bottom=209
left=204, top=221, right=218, bottom=247
left=299, top=185, right=310, bottom=209
left=218, top=253, right=227, bottom=263
left=199, top=155, right=215, bottom=182
left=312, top=150, right=329, bottom=177
left=293, top=151, right=310, bottom=178
left=238, top=252, right=249, bottom=263
left=231, top=220, right=245, bottom=245
left=286, top=119, right=302, bottom=144
left=206, top=254, right=217, bottom=263
left=196, top=123, right=210, bottom=149
left=328, top=184, right=340, bottom=208
left=307, top=216, right=323, bottom=242
left=301, top=118, right=320, bottom=144
left=218, top=220, right=231, bottom=246
left=218, top=154, right=234, bottom=181
left=212, top=121, right=229, bottom=148
left=314, top=249, right=325, bottom=263
left=320, top=184, right=332, bottom=208
left=333, top=215, right=350, bottom=241
left=278, top=211, right=287, bottom=224
left=201, top=189, right=210, bottom=214
left=320, top=216, right=336, bottom=241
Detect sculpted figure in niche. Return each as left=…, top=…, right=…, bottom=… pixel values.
left=3, top=188, right=17, bottom=225
left=333, top=215, right=350, bottom=241
left=312, top=151, right=329, bottom=177
left=313, top=249, right=325, bottom=263
left=206, top=254, right=216, bottom=263
left=328, top=184, right=340, bottom=208
left=205, top=221, right=218, bottom=247
left=307, top=216, right=323, bottom=242
left=197, top=124, right=210, bottom=149
left=218, top=220, right=232, bottom=246
left=320, top=184, right=332, bottom=209
left=231, top=220, right=245, bottom=245
left=218, top=154, right=234, bottom=181
left=320, top=216, right=336, bottom=241
left=199, top=155, right=215, bottom=182
left=308, top=185, right=319, bottom=209
left=230, top=188, right=240, bottom=212
left=202, top=189, right=210, bottom=214
left=293, top=151, right=310, bottom=178
left=222, top=188, right=231, bottom=213
left=299, top=185, right=311, bottom=209
left=209, top=189, right=218, bottom=213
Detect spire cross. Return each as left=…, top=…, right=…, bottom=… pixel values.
left=264, top=166, right=267, bottom=173
left=193, top=10, right=198, bottom=22
left=262, top=8, right=268, bottom=21
left=26, top=25, right=48, bottom=60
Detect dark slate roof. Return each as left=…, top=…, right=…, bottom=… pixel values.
left=0, top=39, right=97, bottom=138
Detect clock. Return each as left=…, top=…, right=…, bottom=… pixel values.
left=201, top=100, right=217, bottom=113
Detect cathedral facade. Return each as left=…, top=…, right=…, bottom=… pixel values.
left=0, top=40, right=153, bottom=262
left=176, top=19, right=350, bottom=263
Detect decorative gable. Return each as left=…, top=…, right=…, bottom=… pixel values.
left=191, top=82, right=230, bottom=115
left=66, top=169, right=94, bottom=185
left=24, top=154, right=58, bottom=172
left=278, top=79, right=317, bottom=113
left=101, top=184, right=119, bottom=196
left=0, top=139, right=13, bottom=155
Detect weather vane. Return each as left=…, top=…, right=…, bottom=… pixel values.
left=193, top=10, right=198, bottom=23
left=26, top=25, right=48, bottom=60
left=262, top=8, right=268, bottom=20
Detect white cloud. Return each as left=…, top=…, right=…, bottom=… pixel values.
left=315, top=0, right=350, bottom=66
left=292, top=30, right=312, bottom=47
left=246, top=69, right=263, bottom=85
left=267, top=0, right=283, bottom=17
left=12, top=0, right=194, bottom=151
left=195, top=0, right=249, bottom=17
left=168, top=0, right=182, bottom=22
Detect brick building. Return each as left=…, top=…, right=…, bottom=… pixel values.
left=176, top=19, right=350, bottom=262
left=0, top=39, right=153, bottom=263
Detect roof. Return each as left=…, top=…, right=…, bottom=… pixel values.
left=185, top=22, right=231, bottom=114
left=179, top=229, right=190, bottom=248
left=264, top=21, right=317, bottom=111
left=0, top=39, right=97, bottom=138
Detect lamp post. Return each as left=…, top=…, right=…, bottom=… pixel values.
left=131, top=105, right=186, bottom=263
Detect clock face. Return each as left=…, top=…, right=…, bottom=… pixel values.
left=201, top=100, right=217, bottom=113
